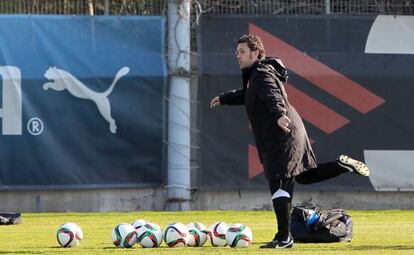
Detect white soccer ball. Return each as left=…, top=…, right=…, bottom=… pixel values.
left=208, top=221, right=228, bottom=247
left=187, top=222, right=208, bottom=247
left=132, top=219, right=147, bottom=231
left=226, top=223, right=253, bottom=248
left=56, top=222, right=83, bottom=248
left=164, top=223, right=190, bottom=247
left=111, top=223, right=138, bottom=248
left=136, top=222, right=163, bottom=248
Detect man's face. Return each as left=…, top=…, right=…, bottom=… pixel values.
left=236, top=42, right=259, bottom=69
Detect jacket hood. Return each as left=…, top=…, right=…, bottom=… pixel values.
left=259, top=57, right=288, bottom=82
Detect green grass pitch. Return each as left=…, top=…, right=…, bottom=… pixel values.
left=1, top=210, right=413, bottom=254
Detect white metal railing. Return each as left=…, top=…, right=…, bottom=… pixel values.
left=0, top=0, right=412, bottom=16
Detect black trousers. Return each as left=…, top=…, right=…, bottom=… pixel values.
left=268, top=160, right=349, bottom=240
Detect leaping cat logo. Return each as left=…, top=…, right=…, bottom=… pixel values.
left=43, top=67, right=130, bottom=134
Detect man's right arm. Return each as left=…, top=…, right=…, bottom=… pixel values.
left=210, top=96, right=221, bottom=108
left=217, top=88, right=245, bottom=106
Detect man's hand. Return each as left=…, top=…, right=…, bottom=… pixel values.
left=277, top=115, right=291, bottom=133
left=210, top=96, right=221, bottom=109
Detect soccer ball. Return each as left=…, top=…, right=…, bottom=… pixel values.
left=187, top=222, right=208, bottom=247
left=208, top=221, right=228, bottom=247
left=226, top=224, right=253, bottom=248
left=164, top=223, right=190, bottom=247
left=136, top=222, right=163, bottom=248
left=111, top=223, right=138, bottom=248
left=132, top=219, right=147, bottom=230
left=56, top=222, right=83, bottom=248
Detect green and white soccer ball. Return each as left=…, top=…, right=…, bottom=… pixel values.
left=111, top=223, right=138, bottom=248
left=208, top=221, right=228, bottom=247
left=136, top=222, right=163, bottom=248
left=132, top=219, right=147, bottom=231
left=226, top=223, right=253, bottom=248
left=187, top=222, right=208, bottom=247
left=56, top=222, right=83, bottom=248
left=164, top=223, right=190, bottom=247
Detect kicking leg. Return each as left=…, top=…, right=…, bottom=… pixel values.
left=296, top=155, right=370, bottom=185
left=296, top=160, right=347, bottom=184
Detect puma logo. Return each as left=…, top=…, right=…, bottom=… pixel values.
left=43, top=66, right=130, bottom=134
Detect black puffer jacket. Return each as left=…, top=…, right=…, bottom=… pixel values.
left=219, top=57, right=317, bottom=179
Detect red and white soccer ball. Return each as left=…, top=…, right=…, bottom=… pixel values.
left=226, top=223, right=253, bottom=248
left=136, top=222, right=163, bottom=248
left=111, top=223, right=138, bottom=248
left=132, top=219, right=147, bottom=231
left=187, top=222, right=208, bottom=247
left=208, top=221, right=229, bottom=247
left=164, top=223, right=190, bottom=247
left=56, top=222, right=83, bottom=248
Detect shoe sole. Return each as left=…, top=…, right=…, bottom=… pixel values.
left=338, top=155, right=370, bottom=177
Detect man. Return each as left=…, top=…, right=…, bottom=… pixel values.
left=210, top=34, right=370, bottom=249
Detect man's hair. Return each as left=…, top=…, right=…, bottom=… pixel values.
left=238, top=34, right=266, bottom=59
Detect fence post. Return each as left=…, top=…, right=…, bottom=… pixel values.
left=104, top=0, right=109, bottom=15
left=166, top=0, right=192, bottom=211
left=325, top=0, right=331, bottom=15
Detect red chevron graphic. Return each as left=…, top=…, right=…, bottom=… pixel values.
left=285, top=83, right=349, bottom=134
left=250, top=23, right=385, bottom=114
left=248, top=144, right=262, bottom=178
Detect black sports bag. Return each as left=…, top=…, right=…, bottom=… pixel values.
left=0, top=213, right=22, bottom=225
left=291, top=206, right=352, bottom=243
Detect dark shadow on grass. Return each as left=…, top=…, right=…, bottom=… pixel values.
left=102, top=246, right=233, bottom=250
left=0, top=252, right=42, bottom=254
left=103, top=246, right=122, bottom=249
left=347, top=245, right=414, bottom=251
left=102, top=246, right=194, bottom=249
left=286, top=244, right=414, bottom=252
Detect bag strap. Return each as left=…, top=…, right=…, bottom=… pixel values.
left=314, top=211, right=344, bottom=230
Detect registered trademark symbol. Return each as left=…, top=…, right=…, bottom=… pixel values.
left=27, top=117, right=44, bottom=135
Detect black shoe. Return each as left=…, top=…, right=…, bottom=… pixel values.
left=259, top=236, right=294, bottom=249
left=338, top=154, right=370, bottom=177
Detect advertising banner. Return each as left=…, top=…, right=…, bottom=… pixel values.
left=198, top=15, right=414, bottom=191
left=0, top=15, right=166, bottom=189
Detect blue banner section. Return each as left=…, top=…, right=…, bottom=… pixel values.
left=0, top=15, right=166, bottom=189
